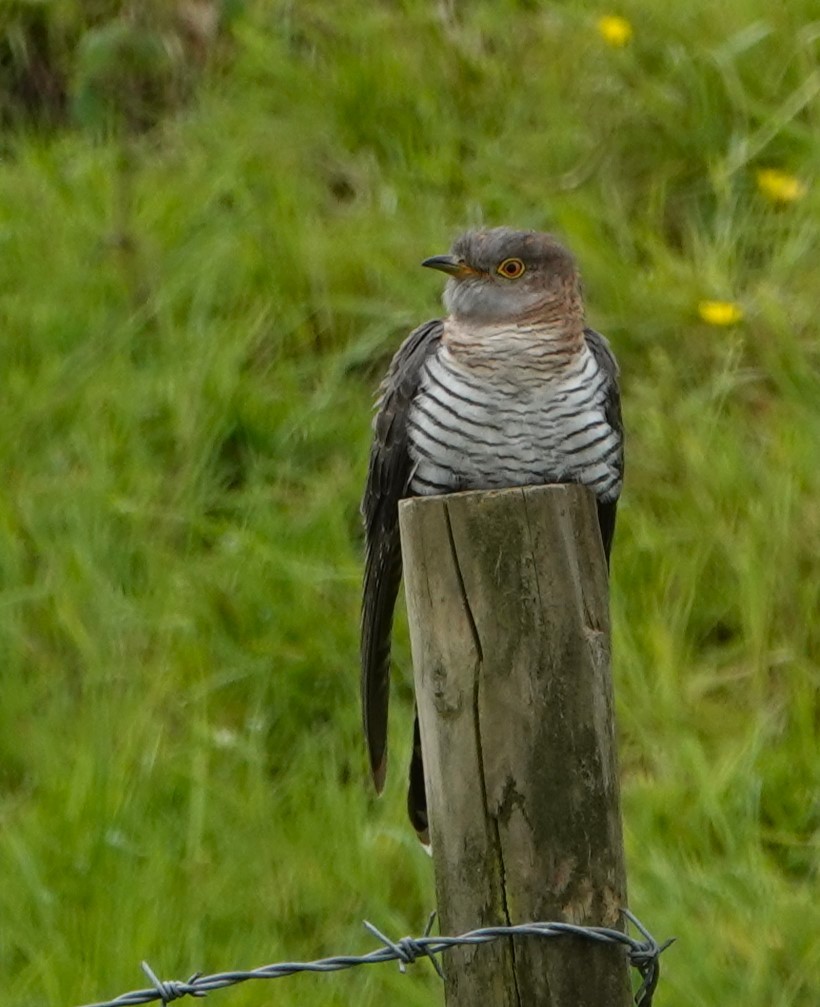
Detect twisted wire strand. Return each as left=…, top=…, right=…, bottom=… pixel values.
left=77, top=909, right=673, bottom=1007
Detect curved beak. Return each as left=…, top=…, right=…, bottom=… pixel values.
left=421, top=254, right=476, bottom=278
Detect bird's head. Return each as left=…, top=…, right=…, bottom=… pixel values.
left=422, top=227, right=583, bottom=327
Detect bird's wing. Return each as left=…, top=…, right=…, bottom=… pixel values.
left=583, top=327, right=624, bottom=565
left=361, top=319, right=444, bottom=792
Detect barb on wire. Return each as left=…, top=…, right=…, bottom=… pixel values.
left=77, top=908, right=672, bottom=1007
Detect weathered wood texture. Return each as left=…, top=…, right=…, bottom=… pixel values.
left=398, top=484, right=630, bottom=1007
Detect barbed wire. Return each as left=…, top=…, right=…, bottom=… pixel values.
left=77, top=908, right=672, bottom=1007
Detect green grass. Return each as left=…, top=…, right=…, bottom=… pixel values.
left=0, top=2, right=818, bottom=1005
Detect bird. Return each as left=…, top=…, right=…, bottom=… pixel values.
left=360, top=227, right=623, bottom=842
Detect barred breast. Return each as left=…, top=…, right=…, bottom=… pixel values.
left=407, top=330, right=621, bottom=503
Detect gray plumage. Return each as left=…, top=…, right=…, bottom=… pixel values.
left=361, top=228, right=623, bottom=840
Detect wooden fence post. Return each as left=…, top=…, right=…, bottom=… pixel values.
left=398, top=484, right=630, bottom=1007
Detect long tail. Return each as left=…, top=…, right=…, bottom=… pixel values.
left=406, top=710, right=429, bottom=845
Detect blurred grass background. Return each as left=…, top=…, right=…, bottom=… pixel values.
left=0, top=1, right=817, bottom=1005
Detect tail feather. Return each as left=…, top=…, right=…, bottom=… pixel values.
left=406, top=711, right=429, bottom=845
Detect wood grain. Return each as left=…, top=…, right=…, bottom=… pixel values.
left=399, top=484, right=630, bottom=1007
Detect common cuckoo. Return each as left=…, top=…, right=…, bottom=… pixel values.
left=360, top=227, right=623, bottom=842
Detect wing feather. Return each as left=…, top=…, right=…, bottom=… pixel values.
left=360, top=320, right=444, bottom=791
left=583, top=327, right=624, bottom=565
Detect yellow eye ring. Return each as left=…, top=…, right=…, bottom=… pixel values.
left=497, top=257, right=525, bottom=279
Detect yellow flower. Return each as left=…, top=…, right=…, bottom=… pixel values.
left=756, top=168, right=807, bottom=204
left=698, top=300, right=744, bottom=326
left=597, top=15, right=633, bottom=47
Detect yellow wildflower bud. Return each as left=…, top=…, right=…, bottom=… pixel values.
left=597, top=15, right=633, bottom=47
left=698, top=301, right=744, bottom=326
left=756, top=168, right=807, bottom=204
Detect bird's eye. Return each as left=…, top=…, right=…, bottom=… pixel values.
left=497, top=258, right=525, bottom=279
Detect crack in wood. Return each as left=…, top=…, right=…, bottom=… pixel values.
left=444, top=502, right=522, bottom=1007
left=443, top=503, right=483, bottom=666
left=402, top=487, right=629, bottom=1006
left=493, top=815, right=522, bottom=1007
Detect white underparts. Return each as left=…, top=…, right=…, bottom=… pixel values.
left=407, top=335, right=621, bottom=502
